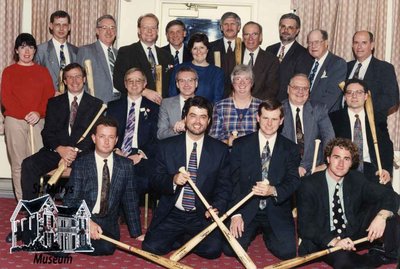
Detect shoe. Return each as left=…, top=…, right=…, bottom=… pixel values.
left=366, top=247, right=398, bottom=266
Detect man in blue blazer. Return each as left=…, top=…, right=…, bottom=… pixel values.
left=64, top=116, right=142, bottom=255
left=161, top=20, right=192, bottom=65
left=142, top=96, right=231, bottom=259
left=224, top=99, right=300, bottom=260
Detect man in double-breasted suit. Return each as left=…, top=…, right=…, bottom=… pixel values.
left=64, top=116, right=142, bottom=255
left=161, top=20, right=192, bottom=65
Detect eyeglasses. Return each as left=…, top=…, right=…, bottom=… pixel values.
left=345, top=90, right=366, bottom=96
left=279, top=25, right=297, bottom=31
left=243, top=32, right=260, bottom=38
left=97, top=25, right=116, bottom=31
left=65, top=75, right=83, bottom=80
left=289, top=85, right=309, bottom=92
left=125, top=78, right=145, bottom=85
left=307, top=40, right=325, bottom=47
left=177, top=78, right=197, bottom=84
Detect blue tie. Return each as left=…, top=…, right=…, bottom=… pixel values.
left=182, top=142, right=197, bottom=211
left=121, top=102, right=136, bottom=154
left=60, top=44, right=66, bottom=69
left=174, top=50, right=179, bottom=65
left=308, top=61, right=319, bottom=89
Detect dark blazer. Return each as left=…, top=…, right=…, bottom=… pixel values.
left=113, top=41, right=174, bottom=97
left=230, top=132, right=301, bottom=237
left=64, top=152, right=141, bottom=239
left=161, top=44, right=192, bottom=64
left=266, top=41, right=314, bottom=101
left=347, top=57, right=400, bottom=115
left=329, top=108, right=393, bottom=174
left=309, top=52, right=347, bottom=113
left=297, top=170, right=398, bottom=254
left=148, top=133, right=231, bottom=230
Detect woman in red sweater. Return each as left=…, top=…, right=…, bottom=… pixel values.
left=1, top=33, right=54, bottom=200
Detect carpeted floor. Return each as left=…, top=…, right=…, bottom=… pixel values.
left=0, top=198, right=396, bottom=269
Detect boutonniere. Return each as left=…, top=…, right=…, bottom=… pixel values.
left=321, top=70, right=328, bottom=78
left=140, top=107, right=151, bottom=119
left=165, top=64, right=174, bottom=72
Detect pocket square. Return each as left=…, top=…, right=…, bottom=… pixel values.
left=321, top=71, right=328, bottom=78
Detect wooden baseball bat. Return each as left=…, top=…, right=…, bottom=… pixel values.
left=84, top=60, right=95, bottom=97
left=58, top=69, right=65, bottom=93
left=214, top=51, right=221, bottom=67
left=338, top=81, right=345, bottom=91
left=77, top=103, right=107, bottom=143
left=311, top=139, right=321, bottom=174
left=156, top=65, right=162, bottom=96
left=170, top=191, right=255, bottom=261
left=235, top=37, right=242, bottom=65
left=264, top=237, right=368, bottom=269
left=178, top=167, right=256, bottom=269
left=29, top=125, right=35, bottom=155
left=99, top=234, right=193, bottom=269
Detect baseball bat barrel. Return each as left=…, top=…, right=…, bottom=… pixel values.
left=311, top=139, right=321, bottom=174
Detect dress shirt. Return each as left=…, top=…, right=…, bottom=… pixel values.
left=140, top=41, right=159, bottom=65
left=52, top=38, right=71, bottom=65
left=326, top=170, right=347, bottom=231
left=126, top=96, right=142, bottom=149
left=258, top=130, right=277, bottom=157
left=67, top=91, right=84, bottom=135
left=99, top=40, right=119, bottom=94
left=349, top=54, right=372, bottom=79
left=243, top=47, right=260, bottom=66
left=289, top=103, right=304, bottom=143
left=169, top=44, right=184, bottom=64
left=348, top=109, right=371, bottom=163
left=223, top=37, right=236, bottom=52
left=93, top=151, right=114, bottom=214
left=277, top=40, right=295, bottom=59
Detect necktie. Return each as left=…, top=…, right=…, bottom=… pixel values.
left=248, top=52, right=254, bottom=68
left=98, top=159, right=110, bottom=217
left=308, top=61, right=319, bottom=89
left=227, top=41, right=233, bottom=53
left=353, top=114, right=363, bottom=171
left=174, top=50, right=179, bottom=65
left=121, top=102, right=136, bottom=154
left=278, top=45, right=285, bottom=62
left=108, top=47, right=115, bottom=74
left=60, top=44, right=66, bottom=69
left=182, top=142, right=197, bottom=211
left=260, top=141, right=271, bottom=210
left=69, top=96, right=78, bottom=129
left=296, top=107, right=304, bottom=156
left=332, top=183, right=346, bottom=237
left=225, top=41, right=235, bottom=77
left=147, top=47, right=156, bottom=80
left=353, top=63, right=362, bottom=79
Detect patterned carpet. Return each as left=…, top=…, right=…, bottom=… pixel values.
left=0, top=198, right=395, bottom=269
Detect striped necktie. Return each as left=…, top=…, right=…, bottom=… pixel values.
left=174, top=50, right=179, bottom=65
left=147, top=47, right=156, bottom=80
left=353, top=63, right=362, bottom=79
left=121, top=102, right=136, bottom=154
left=308, top=61, right=319, bottom=89
left=182, top=142, right=197, bottom=211
left=108, top=47, right=115, bottom=74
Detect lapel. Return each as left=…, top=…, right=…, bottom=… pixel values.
left=86, top=153, right=99, bottom=205
left=302, top=101, right=314, bottom=145
left=196, top=135, right=209, bottom=189
left=282, top=101, right=296, bottom=141
left=319, top=172, right=330, bottom=218
left=136, top=42, right=152, bottom=71
left=70, top=92, right=89, bottom=137
left=281, top=41, right=297, bottom=64
left=342, top=173, right=353, bottom=220
left=47, top=40, right=60, bottom=79
left=347, top=61, right=355, bottom=78
left=268, top=135, right=283, bottom=185
left=364, top=56, right=377, bottom=80
left=364, top=112, right=376, bottom=161
left=137, top=97, right=151, bottom=145
left=95, top=40, right=112, bottom=82
left=253, top=133, right=263, bottom=183
left=342, top=108, right=352, bottom=139
left=313, top=52, right=332, bottom=88
left=67, top=42, right=76, bottom=62
left=109, top=153, right=122, bottom=206
left=172, top=95, right=182, bottom=120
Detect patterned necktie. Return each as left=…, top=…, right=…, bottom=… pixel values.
left=248, top=52, right=254, bottom=68
left=147, top=47, right=156, bottom=80
left=353, top=63, right=362, bottom=79
left=98, top=159, right=110, bottom=217
left=227, top=41, right=233, bottom=53
left=174, top=50, right=179, bottom=65
left=260, top=141, right=271, bottom=210
left=332, top=183, right=346, bottom=237
left=296, top=107, right=304, bottom=156
left=353, top=114, right=363, bottom=171
left=121, top=102, right=136, bottom=154
left=182, top=142, right=197, bottom=211
left=60, top=44, right=66, bottom=69
left=308, top=61, right=319, bottom=89
left=278, top=45, right=285, bottom=62
left=108, top=47, right=115, bottom=74
left=69, top=96, right=78, bottom=129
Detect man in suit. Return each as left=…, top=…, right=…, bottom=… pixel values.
left=157, top=66, right=198, bottom=140
left=113, top=13, right=174, bottom=104
left=347, top=30, right=399, bottom=116
left=161, top=20, right=192, bottom=65
left=307, top=29, right=347, bottom=113
left=209, top=12, right=241, bottom=98
left=329, top=78, right=393, bottom=185
left=142, top=96, right=231, bottom=259
left=242, top=21, right=280, bottom=100
left=21, top=63, right=103, bottom=200
left=107, top=67, right=159, bottom=194
left=266, top=13, right=314, bottom=101
left=63, top=116, right=142, bottom=255
left=224, top=99, right=301, bottom=260
left=281, top=74, right=335, bottom=177
left=76, top=15, right=119, bottom=104
left=297, top=137, right=399, bottom=268
left=35, top=10, right=78, bottom=90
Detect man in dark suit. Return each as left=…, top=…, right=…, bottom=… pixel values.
left=307, top=29, right=347, bottom=113
left=329, top=78, right=393, bottom=185
left=242, top=21, right=280, bottom=100
left=209, top=12, right=241, bottom=97
left=266, top=13, right=314, bottom=101
left=347, top=31, right=399, bottom=116
left=21, top=63, right=103, bottom=200
left=224, top=99, right=300, bottom=260
left=142, top=96, right=231, bottom=259
left=35, top=10, right=78, bottom=90
left=107, top=67, right=159, bottom=194
left=297, top=137, right=399, bottom=268
left=77, top=15, right=119, bottom=103
left=113, top=13, right=174, bottom=103
left=281, top=74, right=335, bottom=177
left=161, top=20, right=192, bottom=65
left=64, top=116, right=142, bottom=255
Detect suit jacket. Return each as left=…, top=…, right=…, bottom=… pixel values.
left=161, top=44, right=192, bottom=64
left=230, top=132, right=301, bottom=237
left=281, top=100, right=335, bottom=173
left=329, top=108, right=393, bottom=174
left=347, top=57, right=400, bottom=115
left=309, top=52, right=347, bottom=113
left=157, top=95, right=182, bottom=140
left=148, top=133, right=231, bottom=230
left=242, top=47, right=280, bottom=100
left=41, top=92, right=103, bottom=154
left=76, top=40, right=118, bottom=103
left=113, top=41, right=174, bottom=97
left=35, top=39, right=78, bottom=90
left=297, top=170, right=398, bottom=254
left=64, top=152, right=141, bottom=239
left=266, top=41, right=314, bottom=101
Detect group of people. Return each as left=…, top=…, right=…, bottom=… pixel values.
left=1, top=9, right=400, bottom=268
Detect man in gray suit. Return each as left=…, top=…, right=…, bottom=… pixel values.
left=281, top=73, right=335, bottom=177
left=157, top=66, right=198, bottom=139
left=77, top=15, right=119, bottom=103
left=35, top=10, right=78, bottom=90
